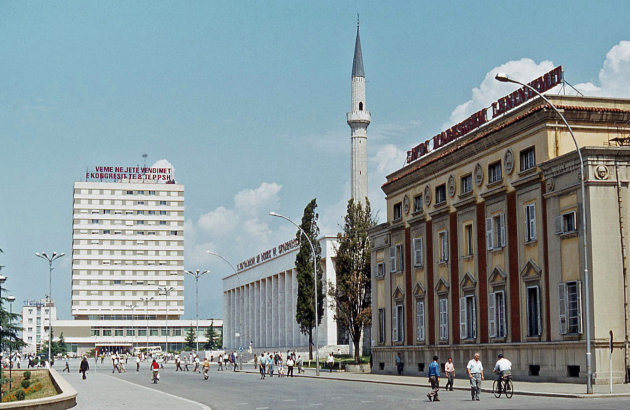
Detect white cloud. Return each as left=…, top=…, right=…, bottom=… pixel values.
left=446, top=59, right=556, bottom=126
left=198, top=206, right=239, bottom=235
left=147, top=159, right=176, bottom=183
left=234, top=182, right=282, bottom=216
left=575, top=41, right=630, bottom=97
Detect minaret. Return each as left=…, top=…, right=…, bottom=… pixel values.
left=347, top=18, right=370, bottom=206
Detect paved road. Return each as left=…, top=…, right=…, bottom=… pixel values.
left=64, top=359, right=630, bottom=409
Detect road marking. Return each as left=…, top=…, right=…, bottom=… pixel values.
left=361, top=401, right=375, bottom=403
left=309, top=404, right=323, bottom=407
left=103, top=374, right=210, bottom=410
left=255, top=407, right=269, bottom=409
left=283, top=399, right=297, bottom=402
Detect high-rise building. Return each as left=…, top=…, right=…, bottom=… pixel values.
left=21, top=298, right=57, bottom=354
left=347, top=19, right=370, bottom=205
left=71, top=180, right=184, bottom=319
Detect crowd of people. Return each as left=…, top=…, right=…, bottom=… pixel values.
left=255, top=350, right=304, bottom=379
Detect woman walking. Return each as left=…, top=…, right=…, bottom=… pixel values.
left=79, top=356, right=90, bottom=380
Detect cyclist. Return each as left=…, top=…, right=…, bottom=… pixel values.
left=493, top=354, right=512, bottom=392
left=151, top=358, right=160, bottom=383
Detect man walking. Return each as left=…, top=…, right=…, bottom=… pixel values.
left=63, top=356, right=70, bottom=372
left=466, top=352, right=484, bottom=401
left=427, top=355, right=440, bottom=402
left=444, top=357, right=455, bottom=391
left=395, top=352, right=404, bottom=375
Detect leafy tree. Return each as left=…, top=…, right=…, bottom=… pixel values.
left=294, top=199, right=324, bottom=360
left=328, top=198, right=375, bottom=363
left=57, top=332, right=67, bottom=355
left=204, top=321, right=219, bottom=350
left=0, top=249, right=26, bottom=388
left=184, top=326, right=196, bottom=349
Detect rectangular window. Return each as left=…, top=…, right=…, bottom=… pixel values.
left=464, top=223, right=473, bottom=256
left=160, top=221, right=167, bottom=225
left=137, top=210, right=144, bottom=215
left=486, top=214, right=506, bottom=250
left=393, top=202, right=402, bottom=220
left=461, top=174, right=473, bottom=194
left=439, top=298, right=449, bottom=340
left=488, top=290, right=506, bottom=338
left=126, top=190, right=133, bottom=195
left=126, top=329, right=135, bottom=336
left=138, top=329, right=147, bottom=336
left=527, top=286, right=542, bottom=337
left=159, top=201, right=167, bottom=206
left=103, top=209, right=111, bottom=214
left=413, top=195, right=423, bottom=213
left=149, top=191, right=156, bottom=195
left=103, top=230, right=111, bottom=234
left=160, top=210, right=167, bottom=215
left=413, top=237, right=423, bottom=267
left=91, top=329, right=100, bottom=336
left=137, top=201, right=145, bottom=205
left=376, top=262, right=385, bottom=278
left=137, top=190, right=144, bottom=195
left=92, top=219, right=99, bottom=224
left=525, top=203, right=536, bottom=242
left=150, top=329, right=158, bottom=336
left=148, top=210, right=155, bottom=215
left=161, top=328, right=169, bottom=336
left=559, top=281, right=582, bottom=334
left=459, top=295, right=477, bottom=340
left=170, top=231, right=178, bottom=236
left=115, top=329, right=124, bottom=336
left=389, top=246, right=396, bottom=272
left=378, top=308, right=385, bottom=343
left=396, top=244, right=404, bottom=272
left=555, top=211, right=577, bottom=235
left=438, top=230, right=449, bottom=262
left=173, top=328, right=182, bottom=336
left=392, top=303, right=405, bottom=343
left=435, top=184, right=446, bottom=204
left=416, top=300, right=425, bottom=342
left=103, top=329, right=112, bottom=336
left=520, top=147, right=536, bottom=172
left=488, top=161, right=502, bottom=183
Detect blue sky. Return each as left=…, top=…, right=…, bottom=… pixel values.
left=1, top=1, right=629, bottom=320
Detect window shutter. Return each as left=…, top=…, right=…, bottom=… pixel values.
left=419, top=301, right=425, bottom=341
left=392, top=305, right=398, bottom=342
left=460, top=297, right=467, bottom=339
left=499, top=291, right=506, bottom=337
left=488, top=292, right=496, bottom=338
left=472, top=296, right=477, bottom=339
left=500, top=213, right=506, bottom=248
left=397, top=245, right=404, bottom=272
left=413, top=238, right=419, bottom=266
left=535, top=286, right=542, bottom=336
left=390, top=246, right=396, bottom=272
left=418, top=238, right=423, bottom=267
left=558, top=283, right=567, bottom=334
left=524, top=206, right=529, bottom=241
left=577, top=280, right=583, bottom=334
left=444, top=231, right=449, bottom=261
left=486, top=217, right=493, bottom=250
left=530, top=204, right=537, bottom=240
left=399, top=305, right=405, bottom=342
left=555, top=216, right=563, bottom=235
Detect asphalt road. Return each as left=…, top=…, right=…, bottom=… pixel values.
left=98, top=362, right=630, bottom=410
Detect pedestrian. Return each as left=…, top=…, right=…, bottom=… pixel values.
left=259, top=354, right=266, bottom=379
left=286, top=355, right=294, bottom=377
left=466, top=352, right=484, bottom=401
left=184, top=354, right=190, bottom=371
left=136, top=354, right=141, bottom=372
left=445, top=357, right=455, bottom=391
left=297, top=355, right=303, bottom=374
left=278, top=356, right=284, bottom=377
left=427, top=355, right=440, bottom=402
left=193, top=355, right=200, bottom=373
left=79, top=356, right=89, bottom=380
left=327, top=353, right=334, bottom=372
left=63, top=356, right=70, bottom=372
left=268, top=354, right=274, bottom=377
left=175, top=355, right=182, bottom=371
left=395, top=352, right=404, bottom=375
left=217, top=354, right=223, bottom=371
left=233, top=351, right=239, bottom=372
left=253, top=353, right=258, bottom=370
left=202, top=357, right=210, bottom=380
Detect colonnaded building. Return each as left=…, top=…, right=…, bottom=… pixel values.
left=53, top=166, right=219, bottom=354
left=369, top=66, right=630, bottom=384
left=223, top=236, right=346, bottom=352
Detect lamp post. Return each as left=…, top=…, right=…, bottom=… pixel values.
left=157, top=286, right=174, bottom=354
left=35, top=252, right=65, bottom=365
left=206, top=251, right=244, bottom=370
left=495, top=72, right=592, bottom=393
left=269, top=211, right=320, bottom=376
left=7, top=295, right=15, bottom=391
left=184, top=269, right=210, bottom=352
left=140, top=296, right=154, bottom=355
left=0, top=275, right=5, bottom=398
left=126, top=304, right=137, bottom=353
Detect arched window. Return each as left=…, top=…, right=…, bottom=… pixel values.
left=359, top=102, right=363, bottom=111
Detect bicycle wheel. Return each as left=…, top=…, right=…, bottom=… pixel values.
left=493, top=380, right=501, bottom=398
left=505, top=379, right=513, bottom=398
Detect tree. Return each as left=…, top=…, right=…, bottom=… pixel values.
left=328, top=198, right=375, bottom=363
left=204, top=321, right=219, bottom=350
left=57, top=332, right=67, bottom=355
left=185, top=326, right=196, bottom=349
left=294, top=199, right=324, bottom=360
left=0, top=249, right=26, bottom=388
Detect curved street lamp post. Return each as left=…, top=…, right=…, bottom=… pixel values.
left=35, top=252, right=65, bottom=365
left=140, top=296, right=154, bottom=354
left=269, top=211, right=320, bottom=376
left=126, top=304, right=137, bottom=352
left=8, top=295, right=15, bottom=391
left=184, top=269, right=210, bottom=352
left=157, top=286, right=174, bottom=354
left=495, top=72, right=592, bottom=394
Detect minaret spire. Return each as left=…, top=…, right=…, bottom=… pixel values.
left=347, top=20, right=370, bottom=206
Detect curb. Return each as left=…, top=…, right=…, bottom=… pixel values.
left=239, top=369, right=630, bottom=399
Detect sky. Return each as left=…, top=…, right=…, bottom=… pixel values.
left=1, top=1, right=630, bottom=320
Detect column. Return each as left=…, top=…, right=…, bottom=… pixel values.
left=223, top=290, right=230, bottom=350
left=254, top=281, right=260, bottom=346
left=271, top=274, right=277, bottom=346
left=279, top=272, right=286, bottom=346
left=260, top=279, right=267, bottom=347
left=286, top=270, right=293, bottom=347
left=266, top=277, right=272, bottom=346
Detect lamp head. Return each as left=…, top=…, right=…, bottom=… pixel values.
left=0, top=275, right=6, bottom=283
left=495, top=73, right=511, bottom=83
left=7, top=296, right=15, bottom=302
left=269, top=212, right=279, bottom=217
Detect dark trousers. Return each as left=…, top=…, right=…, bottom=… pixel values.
left=396, top=362, right=404, bottom=375
left=288, top=366, right=294, bottom=377
left=428, top=375, right=439, bottom=400
left=445, top=372, right=454, bottom=390
left=81, top=370, right=87, bottom=379
left=259, top=364, right=266, bottom=379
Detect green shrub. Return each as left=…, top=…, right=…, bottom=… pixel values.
left=15, top=389, right=25, bottom=401
left=21, top=379, right=31, bottom=389
left=23, top=371, right=31, bottom=380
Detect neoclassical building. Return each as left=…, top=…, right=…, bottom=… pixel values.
left=369, top=81, right=630, bottom=384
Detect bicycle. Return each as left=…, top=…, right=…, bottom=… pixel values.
left=152, top=369, right=159, bottom=384
left=493, top=374, right=513, bottom=398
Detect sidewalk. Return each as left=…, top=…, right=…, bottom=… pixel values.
left=241, top=365, right=630, bottom=399
left=63, top=360, right=209, bottom=409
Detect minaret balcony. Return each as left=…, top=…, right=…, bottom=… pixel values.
left=347, top=111, right=371, bottom=124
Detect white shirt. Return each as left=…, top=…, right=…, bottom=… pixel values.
left=495, top=358, right=512, bottom=372
left=467, top=359, right=483, bottom=374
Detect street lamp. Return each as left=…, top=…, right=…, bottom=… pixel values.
left=184, top=269, right=210, bottom=352
left=495, top=72, right=593, bottom=394
left=206, top=250, right=244, bottom=370
left=35, top=252, right=65, bottom=365
left=126, top=304, right=137, bottom=352
left=0, top=275, right=6, bottom=398
left=269, top=211, right=321, bottom=376
left=157, top=286, right=174, bottom=354
left=140, top=296, right=154, bottom=355
left=7, top=295, right=15, bottom=391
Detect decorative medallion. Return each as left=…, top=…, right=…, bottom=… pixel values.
left=504, top=149, right=514, bottom=175
left=474, top=163, right=484, bottom=186
left=403, top=195, right=410, bottom=215
left=447, top=175, right=456, bottom=197
left=595, top=165, right=609, bottom=180
left=424, top=185, right=432, bottom=207
left=545, top=178, right=555, bottom=192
